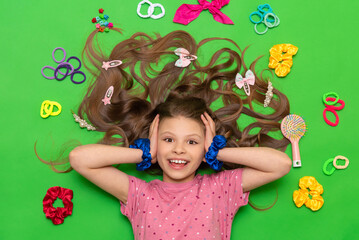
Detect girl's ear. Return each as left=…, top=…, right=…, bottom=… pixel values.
left=202, top=157, right=206, bottom=163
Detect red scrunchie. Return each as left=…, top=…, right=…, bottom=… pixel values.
left=43, top=186, right=73, bottom=225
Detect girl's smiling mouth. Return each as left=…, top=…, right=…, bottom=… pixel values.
left=168, top=159, right=189, bottom=169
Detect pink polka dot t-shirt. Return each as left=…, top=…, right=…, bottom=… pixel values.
left=120, top=168, right=249, bottom=240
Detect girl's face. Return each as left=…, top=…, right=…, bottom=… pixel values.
left=157, top=116, right=205, bottom=183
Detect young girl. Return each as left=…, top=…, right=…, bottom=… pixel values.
left=67, top=29, right=291, bottom=239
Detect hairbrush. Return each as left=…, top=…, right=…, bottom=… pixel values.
left=281, top=114, right=307, bottom=167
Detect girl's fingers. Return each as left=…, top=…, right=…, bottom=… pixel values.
left=149, top=114, right=159, bottom=136
left=203, top=112, right=215, bottom=133
left=201, top=114, right=208, bottom=124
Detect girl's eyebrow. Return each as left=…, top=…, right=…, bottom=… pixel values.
left=160, top=131, right=201, bottom=138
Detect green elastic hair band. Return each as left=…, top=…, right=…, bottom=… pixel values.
left=323, top=158, right=336, bottom=176
left=323, top=92, right=339, bottom=105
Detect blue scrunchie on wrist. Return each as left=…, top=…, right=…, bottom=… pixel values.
left=129, top=138, right=152, bottom=171
left=205, top=135, right=227, bottom=171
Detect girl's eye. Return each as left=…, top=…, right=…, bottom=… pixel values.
left=188, top=140, right=198, bottom=145
left=164, top=138, right=173, bottom=142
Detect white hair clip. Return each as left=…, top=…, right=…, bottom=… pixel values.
left=137, top=0, right=165, bottom=20
left=72, top=111, right=96, bottom=131
left=264, top=81, right=273, bottom=107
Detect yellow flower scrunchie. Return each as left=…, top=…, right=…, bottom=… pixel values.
left=268, top=44, right=298, bottom=77
left=293, top=176, right=324, bottom=211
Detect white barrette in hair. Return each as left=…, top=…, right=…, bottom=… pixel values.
left=264, top=81, right=273, bottom=107
left=72, top=111, right=96, bottom=131
left=174, top=48, right=197, bottom=67
left=102, top=60, right=123, bottom=70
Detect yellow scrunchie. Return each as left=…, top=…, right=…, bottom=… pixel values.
left=268, top=44, right=298, bottom=77
left=293, top=176, right=324, bottom=211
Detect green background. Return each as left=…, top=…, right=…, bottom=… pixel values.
left=1, top=0, right=359, bottom=239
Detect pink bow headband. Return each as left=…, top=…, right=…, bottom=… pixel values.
left=173, top=0, right=234, bottom=25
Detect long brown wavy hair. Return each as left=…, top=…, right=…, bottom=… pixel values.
left=38, top=27, right=290, bottom=173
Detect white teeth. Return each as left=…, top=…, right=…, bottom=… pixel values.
left=170, top=160, right=187, bottom=164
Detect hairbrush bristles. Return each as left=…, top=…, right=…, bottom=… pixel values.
left=281, top=114, right=307, bottom=141
left=280, top=114, right=307, bottom=168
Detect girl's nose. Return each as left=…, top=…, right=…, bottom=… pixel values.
left=173, top=142, right=185, bottom=154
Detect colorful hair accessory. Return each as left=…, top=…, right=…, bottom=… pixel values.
left=322, top=158, right=336, bottom=176
left=91, top=18, right=96, bottom=23
left=42, top=48, right=86, bottom=84
left=268, top=44, right=298, bottom=77
left=40, top=100, right=62, bottom=118
left=264, top=12, right=280, bottom=28
left=130, top=138, right=152, bottom=171
left=235, top=70, right=255, bottom=96
left=91, top=9, right=112, bottom=32
left=333, top=155, right=349, bottom=170
left=51, top=47, right=66, bottom=63
left=72, top=111, right=96, bottom=131
left=43, top=186, right=73, bottom=225
left=323, top=92, right=339, bottom=106
left=281, top=114, right=307, bottom=167
left=264, top=81, right=273, bottom=107
left=70, top=71, right=86, bottom=84
left=173, top=0, right=234, bottom=25
left=54, top=63, right=74, bottom=81
left=174, top=48, right=197, bottom=67
left=137, top=0, right=165, bottom=19
left=250, top=4, right=279, bottom=35
left=102, top=86, right=114, bottom=105
left=293, top=176, right=324, bottom=211
left=102, top=60, right=123, bottom=70
left=108, top=22, right=113, bottom=28
left=254, top=23, right=268, bottom=35
left=323, top=97, right=345, bottom=127
left=205, top=135, right=227, bottom=171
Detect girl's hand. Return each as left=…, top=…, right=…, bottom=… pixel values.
left=201, top=112, right=216, bottom=153
left=149, top=114, right=159, bottom=164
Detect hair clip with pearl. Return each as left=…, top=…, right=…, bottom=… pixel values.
left=71, top=110, right=96, bottom=131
